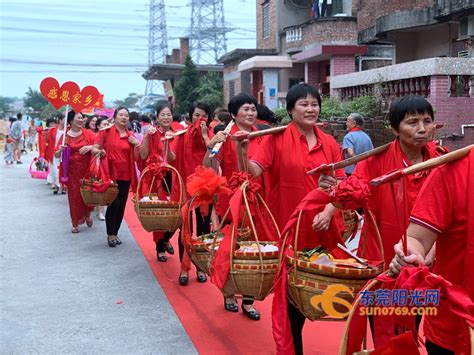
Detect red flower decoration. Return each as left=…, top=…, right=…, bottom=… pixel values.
left=186, top=166, right=231, bottom=205
left=332, top=175, right=371, bottom=210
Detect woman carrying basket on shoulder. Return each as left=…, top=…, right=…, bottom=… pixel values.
left=92, top=107, right=139, bottom=248
left=319, top=95, right=442, bottom=350
left=203, top=93, right=272, bottom=321
left=55, top=111, right=95, bottom=233
left=167, top=102, right=213, bottom=286
left=388, top=147, right=473, bottom=355
left=140, top=103, right=177, bottom=262
left=236, top=83, right=345, bottom=353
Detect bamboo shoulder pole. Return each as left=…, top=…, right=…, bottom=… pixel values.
left=209, top=121, right=235, bottom=158
left=370, top=144, right=473, bottom=186
left=231, top=122, right=328, bottom=142
left=307, top=142, right=391, bottom=175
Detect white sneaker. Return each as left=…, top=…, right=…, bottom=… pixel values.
left=99, top=214, right=105, bottom=221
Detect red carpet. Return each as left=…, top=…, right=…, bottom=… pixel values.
left=124, top=201, right=359, bottom=354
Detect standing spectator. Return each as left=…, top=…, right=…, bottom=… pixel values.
left=27, top=119, right=38, bottom=151
left=342, top=113, right=374, bottom=176
left=139, top=113, right=152, bottom=136
left=9, top=113, right=24, bottom=164
left=46, top=114, right=65, bottom=194
left=4, top=135, right=14, bottom=165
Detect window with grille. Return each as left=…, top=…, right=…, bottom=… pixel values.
left=262, top=2, right=270, bottom=39
left=229, top=80, right=236, bottom=99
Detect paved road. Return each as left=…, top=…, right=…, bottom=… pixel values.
left=0, top=152, right=196, bottom=354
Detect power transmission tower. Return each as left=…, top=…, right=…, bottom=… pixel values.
left=145, top=0, right=168, bottom=95
left=189, top=0, right=228, bottom=65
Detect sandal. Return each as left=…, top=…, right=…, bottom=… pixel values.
left=115, top=236, right=122, bottom=245
left=86, top=216, right=93, bottom=227
left=71, top=227, right=79, bottom=233
left=107, top=236, right=117, bottom=248
left=197, top=271, right=207, bottom=283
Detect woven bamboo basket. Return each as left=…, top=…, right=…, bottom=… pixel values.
left=80, top=179, right=119, bottom=206
left=190, top=231, right=223, bottom=275
left=134, top=164, right=185, bottom=232
left=338, top=277, right=474, bottom=354
left=285, top=209, right=384, bottom=321
left=209, top=180, right=281, bottom=301
left=189, top=228, right=251, bottom=276
left=342, top=209, right=357, bottom=240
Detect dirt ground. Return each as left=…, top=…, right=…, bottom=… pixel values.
left=0, top=119, right=7, bottom=151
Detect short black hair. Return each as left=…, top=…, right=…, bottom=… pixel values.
left=172, top=113, right=181, bottom=122
left=227, top=93, right=257, bottom=117
left=129, top=111, right=140, bottom=122
left=67, top=110, right=77, bottom=125
left=213, top=123, right=226, bottom=135
left=46, top=118, right=56, bottom=127
left=189, top=102, right=211, bottom=122
left=286, top=83, right=321, bottom=119
left=95, top=117, right=108, bottom=132
left=256, top=104, right=276, bottom=125
left=156, top=103, right=173, bottom=116
left=217, top=111, right=232, bottom=126
left=388, top=95, right=434, bottom=130
left=113, top=106, right=130, bottom=118
left=16, top=113, right=22, bottom=120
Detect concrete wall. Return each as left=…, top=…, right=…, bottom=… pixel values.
left=256, top=0, right=278, bottom=50
left=279, top=64, right=305, bottom=92
left=357, top=0, right=432, bottom=32
left=393, top=23, right=457, bottom=63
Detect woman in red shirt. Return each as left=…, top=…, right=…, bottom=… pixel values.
left=169, top=102, right=212, bottom=286
left=204, top=93, right=268, bottom=320
left=93, top=107, right=139, bottom=247
left=140, top=103, right=177, bottom=262
left=390, top=148, right=473, bottom=355
left=320, top=95, right=441, bottom=349
left=56, top=111, right=95, bottom=233
left=237, top=83, right=345, bottom=352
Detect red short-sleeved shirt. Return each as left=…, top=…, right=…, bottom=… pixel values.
left=410, top=155, right=470, bottom=352
left=250, top=122, right=344, bottom=247
left=95, top=126, right=132, bottom=181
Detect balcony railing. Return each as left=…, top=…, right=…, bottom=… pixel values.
left=285, top=27, right=303, bottom=43
left=331, top=57, right=474, bottom=100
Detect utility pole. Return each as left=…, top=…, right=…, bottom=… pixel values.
left=189, top=0, right=228, bottom=64
left=145, top=0, right=168, bottom=95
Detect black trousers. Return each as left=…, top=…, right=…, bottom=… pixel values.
left=156, top=231, right=174, bottom=252
left=106, top=180, right=131, bottom=236
left=178, top=205, right=212, bottom=272
left=289, top=301, right=306, bottom=355
left=155, top=172, right=174, bottom=252
left=425, top=341, right=454, bottom=355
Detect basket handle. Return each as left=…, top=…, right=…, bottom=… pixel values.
left=338, top=277, right=382, bottom=355
left=136, top=164, right=185, bottom=227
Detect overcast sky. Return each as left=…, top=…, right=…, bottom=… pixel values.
left=0, top=0, right=256, bottom=102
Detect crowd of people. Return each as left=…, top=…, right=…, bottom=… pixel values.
left=4, top=84, right=472, bottom=355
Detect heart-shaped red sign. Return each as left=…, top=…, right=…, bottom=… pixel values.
left=40, top=77, right=101, bottom=112
left=40, top=77, right=62, bottom=109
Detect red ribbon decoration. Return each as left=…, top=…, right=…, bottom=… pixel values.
left=180, top=166, right=231, bottom=272
left=210, top=172, right=278, bottom=289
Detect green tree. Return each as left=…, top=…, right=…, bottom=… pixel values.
left=114, top=92, right=142, bottom=108
left=174, top=55, right=199, bottom=115
left=0, top=96, right=14, bottom=117
left=23, top=87, right=49, bottom=111
left=193, top=71, right=223, bottom=110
